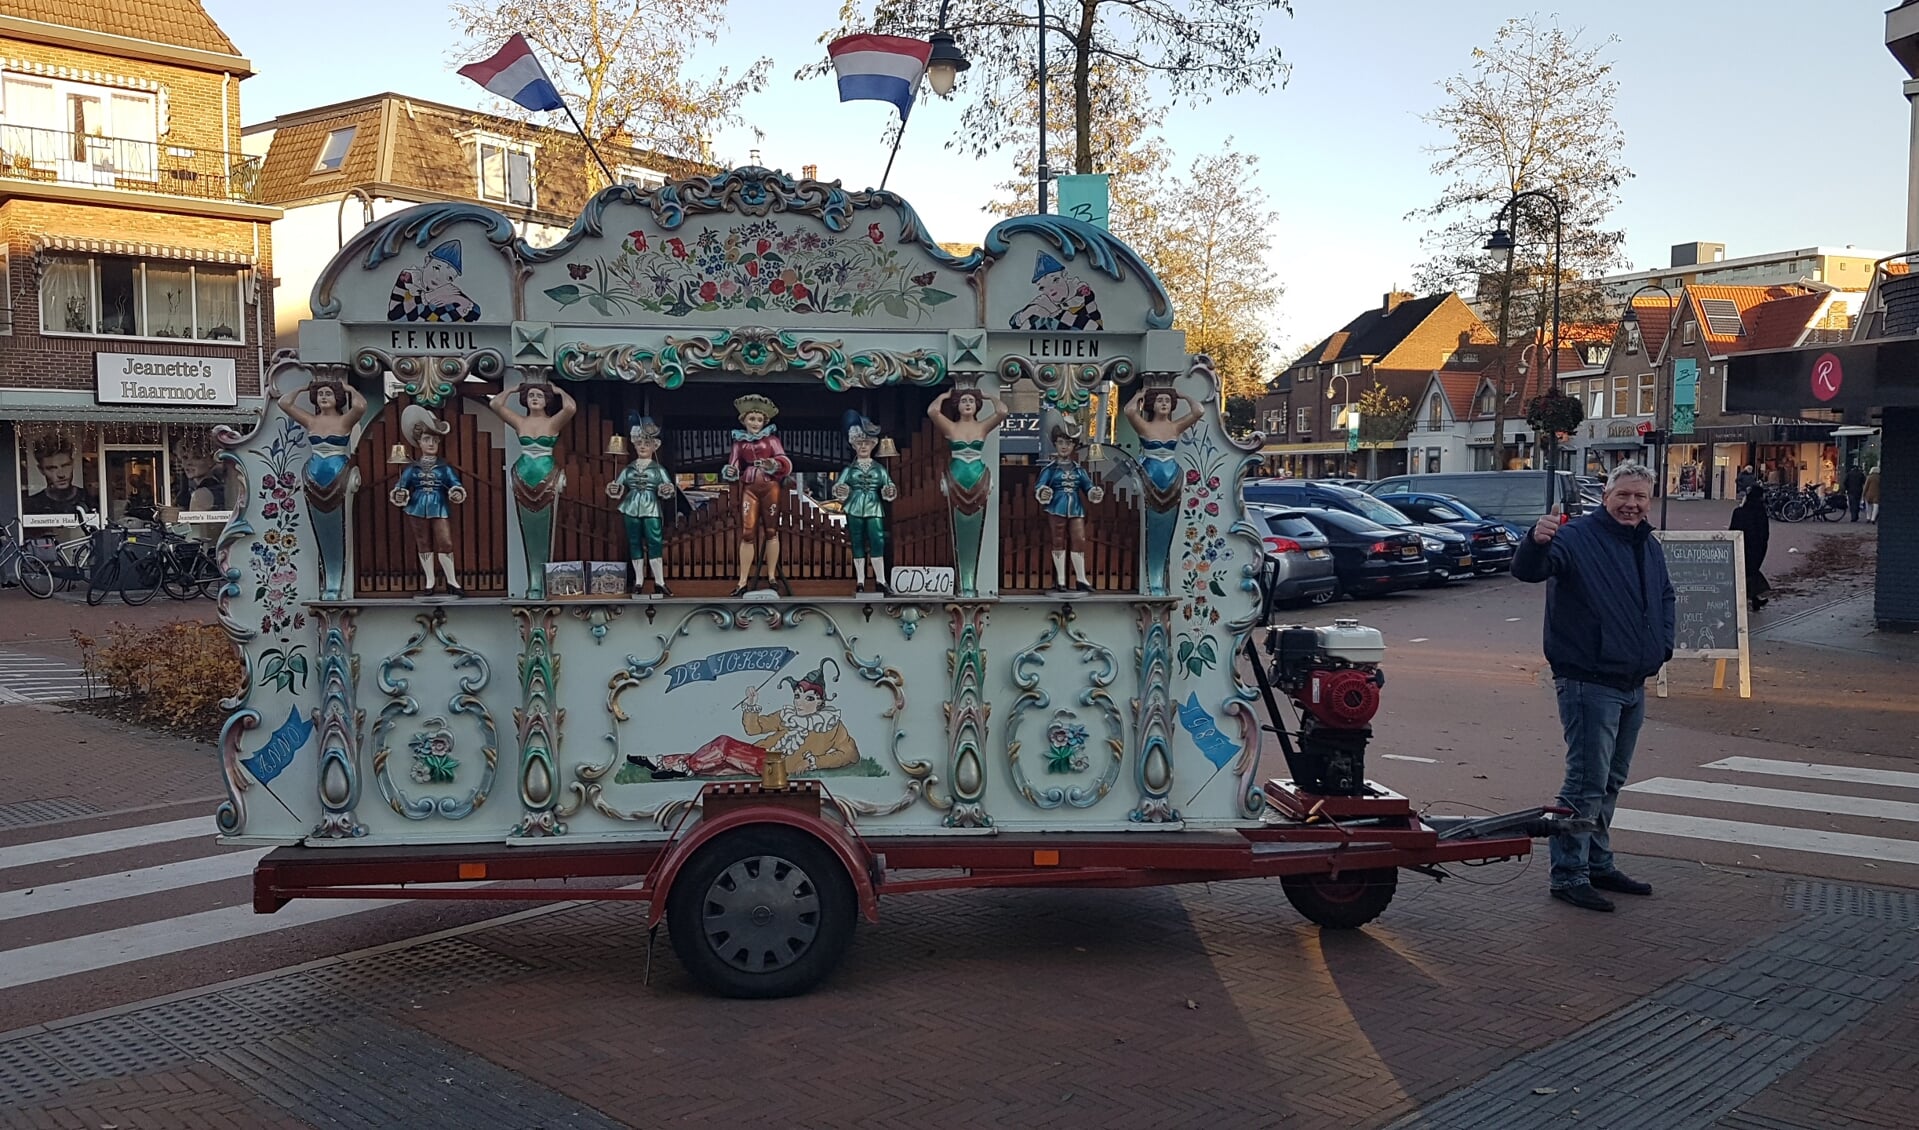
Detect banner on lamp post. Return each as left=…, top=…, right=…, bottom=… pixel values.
left=1055, top=174, right=1110, bottom=229
left=1672, top=359, right=1697, bottom=436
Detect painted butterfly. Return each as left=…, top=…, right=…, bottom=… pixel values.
left=911, top=271, right=937, bottom=287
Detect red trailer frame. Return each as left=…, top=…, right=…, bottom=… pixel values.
left=251, top=776, right=1543, bottom=996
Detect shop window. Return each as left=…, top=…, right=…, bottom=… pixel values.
left=38, top=256, right=245, bottom=342
left=1425, top=449, right=1442, bottom=473
left=1637, top=374, right=1656, bottom=416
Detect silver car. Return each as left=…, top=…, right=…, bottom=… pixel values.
left=1246, top=504, right=1339, bottom=609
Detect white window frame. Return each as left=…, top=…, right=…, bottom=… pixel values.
left=1636, top=373, right=1656, bottom=416
left=0, top=74, right=157, bottom=181
left=313, top=126, right=356, bottom=173
left=37, top=254, right=246, bottom=345
left=1427, top=393, right=1443, bottom=430
left=470, top=135, right=538, bottom=209
left=1295, top=407, right=1310, bottom=432
left=1334, top=359, right=1362, bottom=377
left=617, top=164, right=668, bottom=190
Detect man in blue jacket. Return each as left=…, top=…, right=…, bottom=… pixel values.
left=1512, top=462, right=1675, bottom=912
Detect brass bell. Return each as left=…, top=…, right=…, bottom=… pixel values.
left=387, top=443, right=411, bottom=464
left=605, top=432, right=628, bottom=456
left=876, top=436, right=898, bottom=459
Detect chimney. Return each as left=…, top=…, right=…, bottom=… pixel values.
left=1383, top=291, right=1413, bottom=314
left=801, top=164, right=818, bottom=181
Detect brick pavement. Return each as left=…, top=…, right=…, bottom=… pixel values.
left=3, top=851, right=1915, bottom=1129
left=0, top=702, right=218, bottom=827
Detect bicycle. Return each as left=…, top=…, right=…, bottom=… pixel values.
left=83, top=524, right=164, bottom=607
left=156, top=529, right=222, bottom=600
left=0, top=520, right=55, bottom=598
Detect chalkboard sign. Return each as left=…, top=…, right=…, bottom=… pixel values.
left=1651, top=531, right=1751, bottom=698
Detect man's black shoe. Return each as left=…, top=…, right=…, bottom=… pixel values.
left=1550, top=884, right=1615, bottom=912
left=1590, top=870, right=1653, bottom=896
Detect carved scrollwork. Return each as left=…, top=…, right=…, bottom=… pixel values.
left=554, top=342, right=687, bottom=389
left=669, top=327, right=848, bottom=382
left=351, top=348, right=505, bottom=408
left=835, top=348, right=948, bottom=391
left=369, top=610, right=499, bottom=821
left=1000, top=355, right=1137, bottom=412
left=1006, top=606, right=1124, bottom=811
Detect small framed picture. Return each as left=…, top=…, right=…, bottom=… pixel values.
left=544, top=561, right=587, bottom=598
left=588, top=560, right=628, bottom=596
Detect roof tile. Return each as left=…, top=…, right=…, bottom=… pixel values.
left=0, top=0, right=239, bottom=56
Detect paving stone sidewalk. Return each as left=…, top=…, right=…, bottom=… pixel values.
left=3, top=853, right=1914, bottom=1129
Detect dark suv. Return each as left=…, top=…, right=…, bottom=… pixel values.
left=1242, top=480, right=1478, bottom=584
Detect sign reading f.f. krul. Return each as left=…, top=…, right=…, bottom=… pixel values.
left=94, top=353, right=238, bottom=407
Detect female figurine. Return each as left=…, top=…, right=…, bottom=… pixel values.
left=486, top=381, right=576, bottom=599
left=606, top=415, right=675, bottom=598
left=928, top=386, right=1007, bottom=598
left=832, top=411, right=898, bottom=596
left=388, top=405, right=468, bottom=597
left=1035, top=422, right=1104, bottom=594
left=1122, top=385, right=1204, bottom=596
left=722, top=394, right=792, bottom=597
left=278, top=376, right=368, bottom=600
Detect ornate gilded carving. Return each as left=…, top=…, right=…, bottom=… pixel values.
left=512, top=607, right=566, bottom=837
left=554, top=341, right=687, bottom=388
left=370, top=610, right=499, bottom=820
left=940, top=603, right=991, bottom=827
left=1130, top=603, right=1178, bottom=823
left=572, top=604, right=624, bottom=645
left=837, top=348, right=947, bottom=390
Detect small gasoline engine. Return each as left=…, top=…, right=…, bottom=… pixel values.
left=1262, top=618, right=1386, bottom=796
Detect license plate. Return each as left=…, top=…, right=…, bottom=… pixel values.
left=1400, top=545, right=1420, bottom=558
left=1307, top=549, right=1330, bottom=560
left=1457, top=556, right=1473, bottom=567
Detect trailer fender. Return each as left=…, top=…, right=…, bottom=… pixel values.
left=644, top=806, right=881, bottom=930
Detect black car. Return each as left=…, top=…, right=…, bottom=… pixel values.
left=1244, top=479, right=1475, bottom=584
left=1367, top=492, right=1516, bottom=576
left=1246, top=505, right=1339, bottom=609
left=1288, top=507, right=1430, bottom=598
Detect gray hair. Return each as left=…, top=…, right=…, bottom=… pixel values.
left=1606, top=461, right=1656, bottom=491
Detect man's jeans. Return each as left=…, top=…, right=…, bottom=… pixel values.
left=1550, top=677, right=1645, bottom=890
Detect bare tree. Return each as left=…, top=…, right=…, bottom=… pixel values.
left=1406, top=15, right=1631, bottom=465
left=984, top=64, right=1168, bottom=237
left=1151, top=142, right=1281, bottom=401
left=807, top=0, right=1291, bottom=175
left=450, top=0, right=770, bottom=188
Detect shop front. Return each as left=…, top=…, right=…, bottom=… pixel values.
left=3, top=352, right=262, bottom=540
left=1257, top=441, right=1347, bottom=479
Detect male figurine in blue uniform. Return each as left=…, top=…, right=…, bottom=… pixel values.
left=388, top=405, right=467, bottom=596
left=606, top=415, right=675, bottom=598
left=1034, top=422, right=1104, bottom=594
left=832, top=411, right=897, bottom=596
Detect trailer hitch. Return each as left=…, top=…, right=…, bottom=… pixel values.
left=1426, top=806, right=1594, bottom=842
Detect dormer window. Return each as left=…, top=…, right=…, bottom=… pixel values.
left=1428, top=394, right=1443, bottom=430
left=471, top=137, right=535, bottom=208
left=1476, top=386, right=1497, bottom=416
left=313, top=127, right=355, bottom=173
left=618, top=165, right=668, bottom=190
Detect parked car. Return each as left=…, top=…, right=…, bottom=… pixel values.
left=1286, top=507, right=1430, bottom=598
left=1243, top=480, right=1475, bottom=584
left=1245, top=505, right=1339, bottom=609
left=1366, top=492, right=1516, bottom=576
left=1367, top=471, right=1583, bottom=541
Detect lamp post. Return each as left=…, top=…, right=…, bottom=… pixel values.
left=1621, top=282, right=1676, bottom=528
left=924, top=1, right=1050, bottom=212
left=1483, top=189, right=1566, bottom=501
left=1326, top=371, right=1355, bottom=477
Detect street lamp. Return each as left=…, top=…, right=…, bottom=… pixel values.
left=1326, top=371, right=1357, bottom=476
left=925, top=1, right=972, bottom=97
left=1484, top=190, right=1565, bottom=505
left=1621, top=282, right=1677, bottom=528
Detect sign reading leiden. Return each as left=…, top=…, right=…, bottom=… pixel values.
left=94, top=353, right=237, bottom=407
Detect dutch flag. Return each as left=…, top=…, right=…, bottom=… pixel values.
left=827, top=34, right=932, bottom=121
left=458, top=34, right=566, bottom=113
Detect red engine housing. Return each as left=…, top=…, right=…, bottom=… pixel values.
left=1290, top=666, right=1381, bottom=728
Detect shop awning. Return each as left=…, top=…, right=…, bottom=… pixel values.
left=1585, top=439, right=1650, bottom=451
left=1260, top=441, right=1348, bottom=455
left=4, top=402, right=259, bottom=424
left=32, top=235, right=256, bottom=267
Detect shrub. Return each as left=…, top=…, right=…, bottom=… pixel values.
left=72, top=620, right=244, bottom=734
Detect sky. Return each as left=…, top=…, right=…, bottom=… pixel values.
left=204, top=1, right=1915, bottom=361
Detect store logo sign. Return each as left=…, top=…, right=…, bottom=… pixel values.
left=1810, top=352, right=1842, bottom=403
left=94, top=353, right=237, bottom=407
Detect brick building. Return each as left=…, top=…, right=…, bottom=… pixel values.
left=0, top=0, right=277, bottom=538
left=1256, top=292, right=1493, bottom=478
left=243, top=93, right=705, bottom=344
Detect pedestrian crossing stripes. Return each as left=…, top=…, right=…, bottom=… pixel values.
left=0, top=648, right=93, bottom=704
left=1617, top=755, right=1919, bottom=869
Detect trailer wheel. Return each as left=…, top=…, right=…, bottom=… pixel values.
left=1281, top=867, right=1397, bottom=929
left=666, top=826, right=856, bottom=999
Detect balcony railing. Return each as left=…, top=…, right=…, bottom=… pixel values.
left=0, top=123, right=262, bottom=204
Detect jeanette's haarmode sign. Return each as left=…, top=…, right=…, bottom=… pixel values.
left=94, top=353, right=237, bottom=407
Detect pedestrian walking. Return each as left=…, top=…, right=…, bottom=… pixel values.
left=1729, top=484, right=1771, bottom=612
left=1735, top=465, right=1757, bottom=496
left=1864, top=465, right=1880, bottom=523
left=1844, top=462, right=1867, bottom=522
left=1511, top=461, right=1675, bottom=913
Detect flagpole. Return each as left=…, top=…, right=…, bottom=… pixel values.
left=879, top=124, right=907, bottom=190
left=556, top=99, right=618, bottom=189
